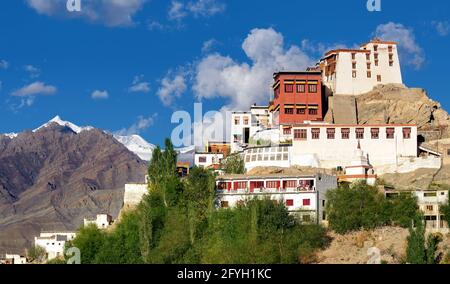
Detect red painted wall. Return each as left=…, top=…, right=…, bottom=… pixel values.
left=271, top=72, right=323, bottom=125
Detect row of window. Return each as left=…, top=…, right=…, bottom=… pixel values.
left=283, top=83, right=318, bottom=94
left=246, top=146, right=289, bottom=154
left=234, top=116, right=249, bottom=125
left=352, top=70, right=383, bottom=81
left=286, top=199, right=310, bottom=207
left=245, top=152, right=289, bottom=162
left=291, top=127, right=412, bottom=140
left=284, top=105, right=319, bottom=115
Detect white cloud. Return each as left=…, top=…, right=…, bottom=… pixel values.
left=129, top=75, right=150, bottom=93
left=26, top=0, right=147, bottom=27
left=24, top=65, right=41, bottom=78
left=115, top=114, right=157, bottom=136
left=157, top=71, right=188, bottom=106
left=374, top=22, right=425, bottom=69
left=147, top=20, right=166, bottom=31
left=192, top=28, right=315, bottom=110
left=0, top=59, right=9, bottom=69
left=11, top=81, right=57, bottom=97
left=168, top=0, right=225, bottom=21
left=91, top=90, right=109, bottom=99
left=201, top=38, right=218, bottom=53
left=432, top=21, right=450, bottom=37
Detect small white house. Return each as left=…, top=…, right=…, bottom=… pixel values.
left=4, top=254, right=27, bottom=264
left=34, top=232, right=76, bottom=260
left=194, top=152, right=224, bottom=169
left=83, top=214, right=113, bottom=229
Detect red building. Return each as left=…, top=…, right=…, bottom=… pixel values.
left=269, top=71, right=324, bottom=126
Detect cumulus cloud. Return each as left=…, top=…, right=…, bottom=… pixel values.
left=374, top=22, right=425, bottom=69
left=11, top=81, right=57, bottom=97
left=91, top=90, right=109, bottom=99
left=26, top=0, right=147, bottom=27
left=0, top=59, right=9, bottom=69
left=129, top=75, right=150, bottom=93
left=192, top=28, right=315, bottom=110
left=432, top=21, right=450, bottom=37
left=168, top=0, right=225, bottom=21
left=157, top=71, right=188, bottom=106
left=115, top=114, right=157, bottom=136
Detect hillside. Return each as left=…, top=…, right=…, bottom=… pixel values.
left=0, top=123, right=148, bottom=254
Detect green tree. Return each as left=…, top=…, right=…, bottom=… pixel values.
left=221, top=154, right=245, bottom=174
left=440, top=190, right=450, bottom=226
left=27, top=245, right=47, bottom=263
left=70, top=224, right=105, bottom=264
left=406, top=222, right=426, bottom=264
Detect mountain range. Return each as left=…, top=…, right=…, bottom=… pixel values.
left=0, top=116, right=153, bottom=254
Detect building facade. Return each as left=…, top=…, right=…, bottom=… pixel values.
left=289, top=124, right=418, bottom=169
left=320, top=39, right=403, bottom=96
left=34, top=232, right=76, bottom=260
left=270, top=71, right=324, bottom=126
left=194, top=152, right=224, bottom=169
left=230, top=111, right=252, bottom=153
left=215, top=174, right=337, bottom=224
left=83, top=214, right=113, bottom=229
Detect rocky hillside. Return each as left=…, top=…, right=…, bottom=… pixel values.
left=355, top=84, right=450, bottom=140
left=0, top=123, right=148, bottom=254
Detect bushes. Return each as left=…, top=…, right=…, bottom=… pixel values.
left=221, top=154, right=245, bottom=174
left=406, top=222, right=442, bottom=264
left=326, top=182, right=420, bottom=234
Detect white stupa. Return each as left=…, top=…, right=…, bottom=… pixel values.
left=340, top=140, right=377, bottom=186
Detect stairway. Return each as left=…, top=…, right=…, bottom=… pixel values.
left=332, top=95, right=358, bottom=124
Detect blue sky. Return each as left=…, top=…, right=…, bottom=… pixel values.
left=0, top=0, right=449, bottom=147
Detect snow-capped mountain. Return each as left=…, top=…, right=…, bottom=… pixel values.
left=2, top=116, right=156, bottom=161
left=34, top=115, right=94, bottom=134
left=113, top=134, right=155, bottom=161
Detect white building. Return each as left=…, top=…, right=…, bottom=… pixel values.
left=123, top=183, right=148, bottom=208
left=289, top=124, right=419, bottom=171
left=230, top=111, right=252, bottom=153
left=338, top=141, right=377, bottom=186
left=320, top=38, right=403, bottom=96
left=3, top=254, right=27, bottom=264
left=386, top=189, right=449, bottom=233
left=215, top=174, right=337, bottom=224
left=83, top=214, right=113, bottom=229
left=194, top=152, right=224, bottom=169
left=34, top=232, right=76, bottom=260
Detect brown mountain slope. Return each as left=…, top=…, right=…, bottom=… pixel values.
left=0, top=123, right=147, bottom=254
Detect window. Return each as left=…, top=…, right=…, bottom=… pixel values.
left=311, top=128, right=320, bottom=139
left=352, top=62, right=357, bottom=69
left=377, top=75, right=382, bottom=82
left=297, top=108, right=305, bottom=114
left=285, top=84, right=294, bottom=93
left=351, top=53, right=356, bottom=60
left=426, top=205, right=434, bottom=211
left=198, top=156, right=207, bottom=163
left=388, top=45, right=393, bottom=52
left=327, top=128, right=335, bottom=139
left=284, top=180, right=297, bottom=188
left=366, top=53, right=370, bottom=60
left=283, top=127, right=291, bottom=135
left=308, top=84, right=317, bottom=93
left=352, top=71, right=357, bottom=78
left=374, top=45, right=378, bottom=52
left=375, top=60, right=379, bottom=66
left=221, top=201, right=229, bottom=208
left=424, top=192, right=437, bottom=197
left=386, top=128, right=395, bottom=139
left=403, top=127, right=411, bottom=139
left=297, top=84, right=305, bottom=93
left=371, top=128, right=379, bottom=139
left=309, top=108, right=318, bottom=115
left=303, top=199, right=311, bottom=206
left=367, top=63, right=371, bottom=69
left=294, top=129, right=307, bottom=140
left=341, top=128, right=350, bottom=139
left=266, top=181, right=279, bottom=188
left=236, top=181, right=247, bottom=189
left=234, top=117, right=240, bottom=125
left=389, top=54, right=393, bottom=60
left=286, top=199, right=294, bottom=207
left=389, top=61, right=393, bottom=67
left=367, top=71, right=372, bottom=78
left=243, top=117, right=249, bottom=125
left=374, top=53, right=378, bottom=60
left=356, top=128, right=364, bottom=139
left=284, top=108, right=294, bottom=115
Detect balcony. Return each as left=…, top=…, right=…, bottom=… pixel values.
left=217, top=186, right=315, bottom=194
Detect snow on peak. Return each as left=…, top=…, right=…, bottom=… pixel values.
left=114, top=134, right=156, bottom=161
left=34, top=115, right=94, bottom=134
